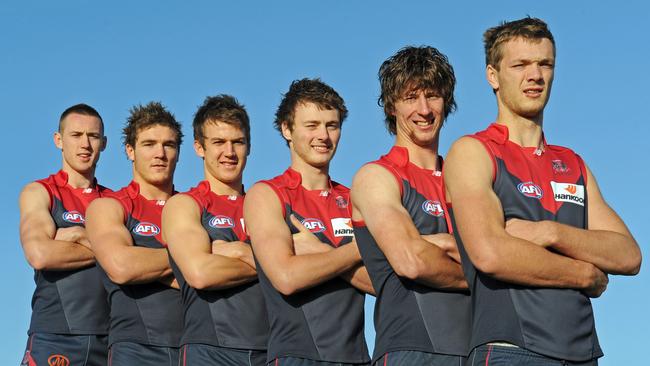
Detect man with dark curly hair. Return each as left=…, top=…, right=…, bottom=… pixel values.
left=86, top=102, right=184, bottom=366
left=245, top=78, right=373, bottom=366
left=351, top=46, right=471, bottom=366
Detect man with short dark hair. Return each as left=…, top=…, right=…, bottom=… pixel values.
left=19, top=103, right=110, bottom=366
left=162, top=95, right=269, bottom=365
left=245, top=78, right=372, bottom=366
left=445, top=17, right=641, bottom=365
left=351, top=46, right=471, bottom=366
left=86, top=102, right=184, bottom=366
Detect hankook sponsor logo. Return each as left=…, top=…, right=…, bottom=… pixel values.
left=331, top=217, right=354, bottom=237
left=550, top=181, right=584, bottom=206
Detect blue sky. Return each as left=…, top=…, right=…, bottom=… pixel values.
left=1, top=1, right=647, bottom=364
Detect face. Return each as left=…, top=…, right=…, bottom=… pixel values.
left=282, top=102, right=341, bottom=169
left=488, top=37, right=555, bottom=119
left=55, top=113, right=106, bottom=174
left=126, top=124, right=179, bottom=187
left=194, top=121, right=248, bottom=186
left=392, top=88, right=445, bottom=147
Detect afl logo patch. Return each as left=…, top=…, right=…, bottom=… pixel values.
left=209, top=215, right=235, bottom=228
left=133, top=222, right=160, bottom=236
left=301, top=218, right=326, bottom=233
left=47, top=354, right=70, bottom=366
left=422, top=200, right=444, bottom=217
left=62, top=210, right=84, bottom=224
left=517, top=182, right=543, bottom=199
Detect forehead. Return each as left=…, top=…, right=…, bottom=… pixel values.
left=500, top=37, right=555, bottom=62
left=293, top=102, right=339, bottom=123
left=203, top=120, right=245, bottom=139
left=135, top=124, right=179, bottom=142
left=61, top=113, right=103, bottom=133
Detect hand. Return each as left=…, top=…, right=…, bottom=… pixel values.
left=212, top=240, right=256, bottom=269
left=422, top=233, right=461, bottom=263
left=582, top=263, right=608, bottom=298
left=55, top=226, right=91, bottom=248
left=289, top=214, right=331, bottom=255
left=505, top=218, right=553, bottom=247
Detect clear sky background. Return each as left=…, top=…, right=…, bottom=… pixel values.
left=1, top=1, right=647, bottom=364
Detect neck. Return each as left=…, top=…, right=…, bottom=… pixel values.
left=133, top=177, right=174, bottom=201
left=395, top=137, right=440, bottom=171
left=290, top=158, right=330, bottom=191
left=62, top=165, right=95, bottom=189
left=496, top=106, right=544, bottom=148
left=206, top=174, right=243, bottom=196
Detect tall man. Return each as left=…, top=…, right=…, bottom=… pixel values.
left=162, top=95, right=269, bottom=365
left=86, top=102, right=184, bottom=366
left=244, top=78, right=373, bottom=366
left=19, top=104, right=110, bottom=366
left=351, top=46, right=471, bottom=366
left=445, top=17, right=641, bottom=365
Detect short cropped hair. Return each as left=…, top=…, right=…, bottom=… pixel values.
left=273, top=78, right=347, bottom=144
left=378, top=46, right=457, bottom=134
left=59, top=103, right=104, bottom=133
left=122, top=101, right=183, bottom=148
left=193, top=94, right=251, bottom=152
left=484, top=17, right=555, bottom=70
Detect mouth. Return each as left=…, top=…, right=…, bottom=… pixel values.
left=151, top=164, right=168, bottom=170
left=219, top=161, right=238, bottom=168
left=312, top=145, right=332, bottom=153
left=77, top=153, right=92, bottom=161
left=523, top=87, right=544, bottom=97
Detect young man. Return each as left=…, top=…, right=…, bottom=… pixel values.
left=162, top=95, right=269, bottom=365
left=445, top=17, right=641, bottom=365
left=244, top=78, right=372, bottom=366
left=86, top=102, right=184, bottom=366
left=19, top=104, right=110, bottom=366
left=351, top=46, right=470, bottom=366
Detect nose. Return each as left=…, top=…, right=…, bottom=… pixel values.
left=80, top=133, right=91, bottom=148
left=526, top=63, right=543, bottom=82
left=224, top=142, right=235, bottom=156
left=153, top=143, right=166, bottom=159
left=415, top=94, right=432, bottom=115
left=315, top=124, right=330, bottom=141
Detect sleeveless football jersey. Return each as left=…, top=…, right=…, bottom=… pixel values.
left=28, top=170, right=110, bottom=335
left=171, top=181, right=269, bottom=349
left=100, top=181, right=183, bottom=347
left=353, top=146, right=471, bottom=362
left=453, top=123, right=601, bottom=361
left=257, top=168, right=370, bottom=363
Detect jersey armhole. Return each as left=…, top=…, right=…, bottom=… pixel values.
left=34, top=181, right=54, bottom=213
left=575, top=154, right=588, bottom=187
left=467, top=135, right=497, bottom=184
left=181, top=191, right=206, bottom=214
left=259, top=181, right=288, bottom=218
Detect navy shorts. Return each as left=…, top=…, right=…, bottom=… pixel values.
left=180, top=343, right=266, bottom=366
left=468, top=345, right=598, bottom=366
left=108, top=342, right=179, bottom=366
left=270, top=357, right=370, bottom=366
left=21, top=333, right=108, bottom=366
left=376, top=350, right=466, bottom=366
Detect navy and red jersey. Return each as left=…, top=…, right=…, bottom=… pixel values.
left=170, top=181, right=269, bottom=350
left=452, top=123, right=601, bottom=361
left=99, top=181, right=183, bottom=348
left=353, top=146, right=471, bottom=362
left=256, top=168, right=370, bottom=364
left=28, top=170, right=111, bottom=336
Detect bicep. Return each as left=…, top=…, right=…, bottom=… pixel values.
left=163, top=196, right=212, bottom=268
left=19, top=183, right=56, bottom=248
left=585, top=164, right=633, bottom=236
left=86, top=198, right=133, bottom=258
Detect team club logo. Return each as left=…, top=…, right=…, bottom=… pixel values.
left=133, top=222, right=160, bottom=236
left=517, top=182, right=543, bottom=199
left=331, top=217, right=354, bottom=237
left=550, top=181, right=585, bottom=206
left=209, top=215, right=235, bottom=228
left=421, top=200, right=444, bottom=217
left=62, top=210, right=84, bottom=224
left=47, top=354, right=70, bottom=366
left=551, top=159, right=571, bottom=174
left=301, top=218, right=326, bottom=233
left=335, top=196, right=348, bottom=209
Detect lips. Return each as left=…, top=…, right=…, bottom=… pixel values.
left=523, top=86, right=543, bottom=97
left=312, top=145, right=331, bottom=153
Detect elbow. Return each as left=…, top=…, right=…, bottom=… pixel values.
left=392, top=257, right=427, bottom=281
left=272, top=273, right=300, bottom=296
left=26, top=251, right=48, bottom=271
left=620, top=251, right=642, bottom=276
left=103, top=257, right=134, bottom=285
left=469, top=249, right=502, bottom=277
left=184, top=269, right=214, bottom=290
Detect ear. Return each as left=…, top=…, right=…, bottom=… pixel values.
left=486, top=65, right=500, bottom=91
left=54, top=132, right=63, bottom=150
left=281, top=121, right=292, bottom=142
left=100, top=136, right=107, bottom=152
left=194, top=140, right=205, bottom=159
left=125, top=144, right=135, bottom=162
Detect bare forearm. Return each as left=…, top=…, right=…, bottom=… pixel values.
left=341, top=265, right=375, bottom=295
left=414, top=247, right=468, bottom=290
left=104, top=247, right=173, bottom=285
left=184, top=254, right=257, bottom=290
left=24, top=239, right=95, bottom=271
left=547, top=221, right=641, bottom=275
